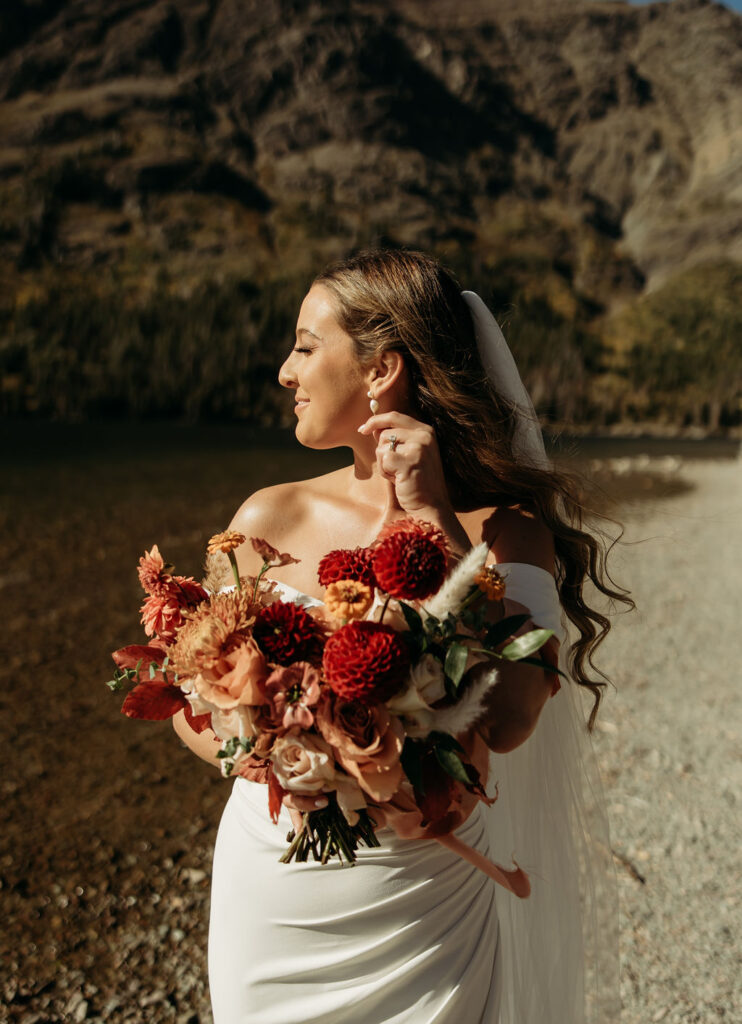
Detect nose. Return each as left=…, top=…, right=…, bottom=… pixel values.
left=278, top=352, right=297, bottom=390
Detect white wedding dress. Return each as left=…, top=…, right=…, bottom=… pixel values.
left=208, top=564, right=605, bottom=1024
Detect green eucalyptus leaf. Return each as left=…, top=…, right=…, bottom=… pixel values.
left=429, top=731, right=465, bottom=754
left=500, top=629, right=554, bottom=661
left=483, top=614, right=531, bottom=649
left=400, top=739, right=425, bottom=794
left=399, top=602, right=423, bottom=633
left=444, top=642, right=469, bottom=690
left=149, top=662, right=157, bottom=680
left=434, top=746, right=472, bottom=785
left=518, top=656, right=568, bottom=679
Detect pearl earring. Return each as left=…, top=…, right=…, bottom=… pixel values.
left=367, top=389, right=379, bottom=414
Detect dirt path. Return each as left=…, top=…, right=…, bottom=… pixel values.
left=593, top=455, right=742, bottom=1024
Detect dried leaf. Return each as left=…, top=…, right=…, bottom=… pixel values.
left=251, top=537, right=300, bottom=567
left=122, top=680, right=186, bottom=720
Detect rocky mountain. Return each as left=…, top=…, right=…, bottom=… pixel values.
left=0, top=0, right=740, bottom=426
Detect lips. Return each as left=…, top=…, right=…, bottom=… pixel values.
left=295, top=398, right=309, bottom=412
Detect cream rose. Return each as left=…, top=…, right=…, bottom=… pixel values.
left=386, top=653, right=446, bottom=717
left=209, top=705, right=260, bottom=742
left=270, top=733, right=337, bottom=794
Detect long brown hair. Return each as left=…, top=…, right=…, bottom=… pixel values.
left=314, top=248, right=634, bottom=727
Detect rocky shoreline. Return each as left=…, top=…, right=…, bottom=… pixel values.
left=2, top=445, right=739, bottom=1022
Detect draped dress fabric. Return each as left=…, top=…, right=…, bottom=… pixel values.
left=208, top=564, right=568, bottom=1024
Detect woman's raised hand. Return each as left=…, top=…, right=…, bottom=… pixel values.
left=358, top=412, right=453, bottom=520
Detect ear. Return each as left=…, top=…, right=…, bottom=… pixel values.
left=367, top=350, right=406, bottom=395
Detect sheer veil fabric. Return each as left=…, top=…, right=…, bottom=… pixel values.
left=462, top=292, right=620, bottom=1023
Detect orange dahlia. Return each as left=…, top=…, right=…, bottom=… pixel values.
left=322, top=621, right=409, bottom=704
left=371, top=519, right=448, bottom=601
left=137, top=544, right=173, bottom=597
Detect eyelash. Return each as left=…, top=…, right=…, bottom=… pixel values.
left=293, top=347, right=312, bottom=354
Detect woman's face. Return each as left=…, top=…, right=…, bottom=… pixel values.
left=278, top=284, right=369, bottom=449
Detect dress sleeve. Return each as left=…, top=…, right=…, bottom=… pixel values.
left=495, top=561, right=566, bottom=696
left=494, top=562, right=565, bottom=643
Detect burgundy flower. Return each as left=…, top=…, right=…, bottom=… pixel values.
left=322, top=621, right=409, bottom=704
left=371, top=519, right=448, bottom=601
left=253, top=601, right=323, bottom=664
left=317, top=547, right=377, bottom=588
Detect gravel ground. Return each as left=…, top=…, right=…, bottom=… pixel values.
left=1, top=431, right=739, bottom=1023
left=592, top=454, right=742, bottom=1024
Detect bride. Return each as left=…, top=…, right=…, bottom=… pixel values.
left=173, top=248, right=631, bottom=1023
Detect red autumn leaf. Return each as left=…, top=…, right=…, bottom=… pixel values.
left=267, top=767, right=286, bottom=824
left=122, top=679, right=186, bottom=720
left=112, top=643, right=168, bottom=674
left=235, top=755, right=271, bottom=785
left=184, top=703, right=212, bottom=734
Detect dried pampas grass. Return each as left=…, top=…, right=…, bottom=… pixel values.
left=201, top=549, right=233, bottom=595
left=420, top=665, right=498, bottom=739
left=423, top=541, right=489, bottom=620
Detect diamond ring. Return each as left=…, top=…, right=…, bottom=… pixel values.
left=388, top=434, right=400, bottom=451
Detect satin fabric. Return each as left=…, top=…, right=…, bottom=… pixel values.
left=208, top=568, right=568, bottom=1023
left=209, top=778, right=501, bottom=1023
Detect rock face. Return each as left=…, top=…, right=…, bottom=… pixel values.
left=0, top=0, right=740, bottom=299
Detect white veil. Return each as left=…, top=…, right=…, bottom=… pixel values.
left=462, top=292, right=620, bottom=1024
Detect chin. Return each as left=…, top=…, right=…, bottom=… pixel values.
left=294, top=419, right=346, bottom=452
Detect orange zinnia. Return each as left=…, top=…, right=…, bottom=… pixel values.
left=207, top=530, right=246, bottom=555
left=324, top=580, right=373, bottom=621
left=474, top=565, right=506, bottom=601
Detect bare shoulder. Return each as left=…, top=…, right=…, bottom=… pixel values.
left=226, top=468, right=352, bottom=582
left=226, top=481, right=310, bottom=574
left=229, top=481, right=309, bottom=534
left=458, top=503, right=555, bottom=576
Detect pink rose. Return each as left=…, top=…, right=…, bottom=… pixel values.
left=316, top=692, right=404, bottom=803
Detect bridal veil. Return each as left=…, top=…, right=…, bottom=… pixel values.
left=462, top=291, right=620, bottom=1024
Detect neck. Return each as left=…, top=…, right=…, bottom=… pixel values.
left=345, top=439, right=392, bottom=509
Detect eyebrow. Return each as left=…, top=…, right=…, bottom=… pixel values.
left=296, top=327, right=322, bottom=341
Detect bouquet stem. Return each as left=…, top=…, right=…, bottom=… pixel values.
left=279, top=795, right=380, bottom=866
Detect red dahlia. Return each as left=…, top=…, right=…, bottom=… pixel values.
left=317, top=547, right=377, bottom=588
left=322, top=621, right=409, bottom=704
left=253, top=601, right=323, bottom=664
left=371, top=519, right=448, bottom=601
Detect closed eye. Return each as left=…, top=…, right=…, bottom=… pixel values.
left=293, top=347, right=312, bottom=354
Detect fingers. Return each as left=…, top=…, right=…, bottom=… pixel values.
left=282, top=793, right=328, bottom=812
left=358, top=411, right=431, bottom=436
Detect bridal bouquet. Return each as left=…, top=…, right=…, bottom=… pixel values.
left=108, top=520, right=561, bottom=866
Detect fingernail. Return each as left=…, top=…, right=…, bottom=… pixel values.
left=357, top=424, right=367, bottom=433
left=315, top=798, right=328, bottom=808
